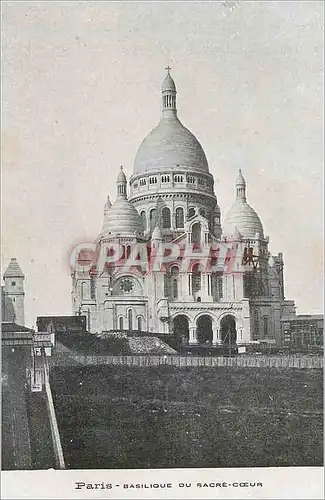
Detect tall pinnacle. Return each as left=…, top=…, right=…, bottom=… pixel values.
left=161, top=67, right=177, bottom=117
left=117, top=165, right=127, bottom=199
left=236, top=169, right=246, bottom=202
left=104, top=195, right=112, bottom=216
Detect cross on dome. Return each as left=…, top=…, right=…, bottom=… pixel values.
left=161, top=67, right=176, bottom=109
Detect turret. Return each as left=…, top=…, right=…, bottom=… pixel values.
left=223, top=170, right=264, bottom=240
left=3, top=258, right=25, bottom=326
left=151, top=225, right=163, bottom=250
left=161, top=66, right=177, bottom=118
left=236, top=169, right=246, bottom=201
left=103, top=195, right=112, bottom=217
left=117, top=165, right=127, bottom=199
left=101, top=166, right=143, bottom=238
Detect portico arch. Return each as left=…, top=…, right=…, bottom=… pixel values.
left=196, top=315, right=213, bottom=344
left=173, top=314, right=190, bottom=345
left=220, top=315, right=237, bottom=345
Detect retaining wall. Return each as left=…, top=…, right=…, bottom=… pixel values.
left=59, top=354, right=323, bottom=369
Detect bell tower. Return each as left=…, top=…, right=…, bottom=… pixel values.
left=3, top=258, right=25, bottom=326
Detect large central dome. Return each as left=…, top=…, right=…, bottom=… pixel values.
left=134, top=117, right=209, bottom=174
left=133, top=70, right=209, bottom=174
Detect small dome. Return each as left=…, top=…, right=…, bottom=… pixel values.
left=101, top=198, right=143, bottom=237
left=223, top=201, right=264, bottom=240
left=134, top=117, right=209, bottom=174
left=162, top=73, right=176, bottom=92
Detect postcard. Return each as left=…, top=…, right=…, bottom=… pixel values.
left=1, top=1, right=323, bottom=499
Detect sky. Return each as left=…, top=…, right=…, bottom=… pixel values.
left=2, top=1, right=324, bottom=328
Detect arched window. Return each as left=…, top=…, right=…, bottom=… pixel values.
left=137, top=316, right=142, bottom=331
left=217, top=275, right=223, bottom=299
left=199, top=208, right=206, bottom=218
left=90, top=275, right=96, bottom=299
left=150, top=209, right=158, bottom=230
left=192, top=264, right=201, bottom=294
left=107, top=246, right=115, bottom=257
left=164, top=274, right=169, bottom=297
left=188, top=207, right=195, bottom=218
left=162, top=207, right=171, bottom=229
left=211, top=273, right=223, bottom=300
left=170, top=266, right=179, bottom=300
left=192, top=222, right=201, bottom=244
left=254, top=310, right=259, bottom=339
left=174, top=175, right=183, bottom=183
left=172, top=279, right=178, bottom=299
left=121, top=245, right=126, bottom=259
left=263, top=316, right=269, bottom=337
left=128, top=309, right=133, bottom=331
left=175, top=207, right=184, bottom=228
left=81, top=282, right=87, bottom=300
left=126, top=245, right=131, bottom=258
left=140, top=211, right=146, bottom=231
left=119, top=316, right=124, bottom=330
left=171, top=265, right=179, bottom=276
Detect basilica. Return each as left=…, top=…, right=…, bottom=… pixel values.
left=71, top=70, right=296, bottom=347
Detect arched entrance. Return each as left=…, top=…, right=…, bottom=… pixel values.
left=196, top=315, right=213, bottom=344
left=220, top=315, right=237, bottom=345
left=173, top=315, right=189, bottom=346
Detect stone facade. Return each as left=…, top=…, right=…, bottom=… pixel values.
left=71, top=70, right=296, bottom=347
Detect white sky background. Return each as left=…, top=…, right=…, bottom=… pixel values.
left=2, top=1, right=324, bottom=328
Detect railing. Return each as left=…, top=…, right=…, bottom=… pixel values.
left=58, top=354, right=323, bottom=369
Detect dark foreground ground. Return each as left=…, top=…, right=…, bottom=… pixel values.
left=50, top=366, right=323, bottom=469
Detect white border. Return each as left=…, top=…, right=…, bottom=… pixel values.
left=1, top=467, right=324, bottom=499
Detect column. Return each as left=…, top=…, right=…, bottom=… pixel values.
left=189, top=325, right=198, bottom=345
left=237, top=328, right=243, bottom=344
left=212, top=327, right=221, bottom=345
left=188, top=274, right=192, bottom=295
left=201, top=273, right=213, bottom=302
left=207, top=274, right=211, bottom=295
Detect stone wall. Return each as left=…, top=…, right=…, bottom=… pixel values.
left=53, top=354, right=323, bottom=369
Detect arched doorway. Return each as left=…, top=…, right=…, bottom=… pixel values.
left=220, top=315, right=237, bottom=345
left=196, top=315, right=213, bottom=344
left=173, top=315, right=189, bottom=346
